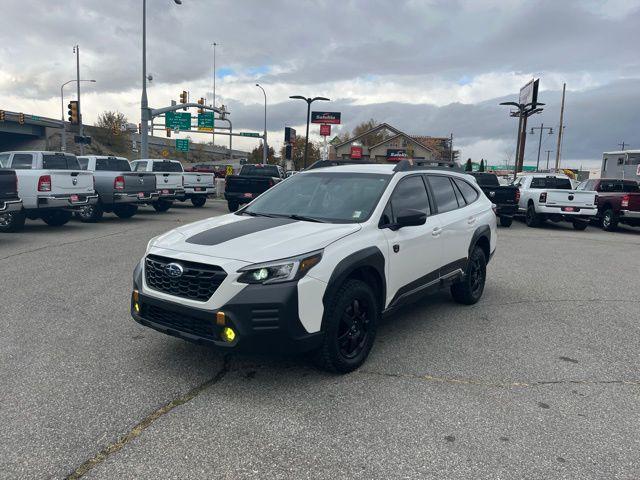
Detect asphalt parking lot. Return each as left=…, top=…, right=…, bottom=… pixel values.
left=1, top=202, right=639, bottom=479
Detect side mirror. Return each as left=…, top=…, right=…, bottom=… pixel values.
left=394, top=209, right=427, bottom=229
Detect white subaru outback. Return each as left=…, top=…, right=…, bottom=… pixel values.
left=131, top=161, right=497, bottom=372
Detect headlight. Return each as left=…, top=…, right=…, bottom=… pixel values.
left=237, top=251, right=323, bottom=284
left=146, top=235, right=160, bottom=252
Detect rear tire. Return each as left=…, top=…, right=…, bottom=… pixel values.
left=314, top=279, right=378, bottom=374
left=76, top=203, right=104, bottom=223
left=601, top=209, right=618, bottom=232
left=572, top=219, right=589, bottom=231
left=113, top=204, right=138, bottom=219
left=525, top=203, right=542, bottom=228
left=41, top=210, right=72, bottom=227
left=227, top=201, right=239, bottom=212
left=499, top=216, right=513, bottom=227
left=0, top=211, right=26, bottom=232
left=152, top=200, right=173, bottom=213
left=191, top=196, right=207, bottom=208
left=451, top=246, right=487, bottom=305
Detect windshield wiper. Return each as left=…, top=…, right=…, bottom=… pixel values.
left=286, top=214, right=327, bottom=223
left=239, top=211, right=277, bottom=218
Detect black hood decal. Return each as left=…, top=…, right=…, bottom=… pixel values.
left=186, top=216, right=298, bottom=246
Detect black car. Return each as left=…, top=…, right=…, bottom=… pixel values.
left=470, top=172, right=519, bottom=227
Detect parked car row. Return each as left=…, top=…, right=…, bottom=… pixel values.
left=0, top=151, right=216, bottom=232
left=473, top=171, right=640, bottom=232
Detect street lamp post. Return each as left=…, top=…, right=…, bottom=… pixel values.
left=141, top=0, right=182, bottom=159
left=289, top=95, right=330, bottom=168
left=60, top=79, right=96, bottom=152
left=529, top=123, right=553, bottom=171
left=499, top=101, right=544, bottom=180
left=256, top=84, right=267, bottom=165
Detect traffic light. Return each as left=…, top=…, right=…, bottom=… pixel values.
left=197, top=97, right=205, bottom=114
left=18, top=113, right=25, bottom=125
left=0, top=110, right=5, bottom=122
left=68, top=101, right=79, bottom=124
left=179, top=90, right=188, bottom=110
left=138, top=123, right=141, bottom=134
left=166, top=128, right=171, bottom=138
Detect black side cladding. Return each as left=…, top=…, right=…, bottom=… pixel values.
left=186, top=216, right=298, bottom=246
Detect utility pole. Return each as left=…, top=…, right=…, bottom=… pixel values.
left=74, top=45, right=84, bottom=155
left=450, top=133, right=454, bottom=163
left=212, top=42, right=217, bottom=147
left=555, top=83, right=566, bottom=170
left=618, top=141, right=628, bottom=151
left=530, top=123, right=553, bottom=171
left=545, top=149, right=552, bottom=170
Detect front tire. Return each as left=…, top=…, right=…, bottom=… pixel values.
left=451, top=246, right=487, bottom=305
left=525, top=203, right=542, bottom=228
left=76, top=203, right=104, bottom=223
left=191, top=196, right=207, bottom=208
left=113, top=204, right=138, bottom=219
left=499, top=216, right=513, bottom=227
left=0, top=211, right=26, bottom=232
left=41, top=210, right=72, bottom=227
left=601, top=209, right=618, bottom=232
left=152, top=200, right=173, bottom=212
left=314, top=279, right=378, bottom=374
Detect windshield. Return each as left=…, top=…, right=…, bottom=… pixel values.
left=243, top=172, right=390, bottom=223
left=240, top=165, right=279, bottom=177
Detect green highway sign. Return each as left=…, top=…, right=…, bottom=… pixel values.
left=165, top=111, right=191, bottom=130
left=175, top=138, right=189, bottom=152
left=239, top=132, right=261, bottom=138
left=197, top=112, right=215, bottom=132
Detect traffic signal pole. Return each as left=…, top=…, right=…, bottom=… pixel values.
left=74, top=45, right=84, bottom=155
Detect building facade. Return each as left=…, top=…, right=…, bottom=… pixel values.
left=601, top=150, right=640, bottom=180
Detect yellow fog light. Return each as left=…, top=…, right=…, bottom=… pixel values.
left=133, top=290, right=140, bottom=313
left=216, top=311, right=226, bottom=326
left=221, top=327, right=236, bottom=343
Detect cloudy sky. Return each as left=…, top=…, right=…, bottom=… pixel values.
left=1, top=0, right=639, bottom=168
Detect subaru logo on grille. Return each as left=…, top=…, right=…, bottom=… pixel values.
left=164, top=263, right=184, bottom=278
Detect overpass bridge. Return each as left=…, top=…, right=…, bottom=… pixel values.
left=0, top=110, right=62, bottom=151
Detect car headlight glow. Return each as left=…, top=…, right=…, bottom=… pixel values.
left=237, top=251, right=323, bottom=284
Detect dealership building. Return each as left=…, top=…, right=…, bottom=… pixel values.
left=332, top=123, right=457, bottom=165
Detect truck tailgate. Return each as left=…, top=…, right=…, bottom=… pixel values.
left=155, top=173, right=182, bottom=189
left=483, top=185, right=518, bottom=205
left=123, top=172, right=156, bottom=194
left=624, top=193, right=640, bottom=211
left=546, top=189, right=596, bottom=207
left=225, top=176, right=272, bottom=194
left=50, top=170, right=94, bottom=192
left=183, top=172, right=214, bottom=187
left=0, top=170, right=18, bottom=199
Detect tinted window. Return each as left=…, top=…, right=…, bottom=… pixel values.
left=623, top=181, right=640, bottom=193
left=42, top=154, right=80, bottom=170
left=471, top=173, right=500, bottom=187
left=78, top=158, right=89, bottom=170
left=428, top=175, right=459, bottom=213
left=454, top=178, right=479, bottom=204
left=529, top=177, right=572, bottom=189
left=387, top=176, right=430, bottom=223
left=152, top=161, right=182, bottom=172
left=240, top=165, right=280, bottom=177
left=11, top=154, right=34, bottom=169
left=575, top=181, right=586, bottom=191
left=132, top=161, right=146, bottom=172
left=96, top=158, right=132, bottom=172
left=599, top=180, right=621, bottom=192
left=0, top=153, right=10, bottom=168
left=627, top=154, right=640, bottom=165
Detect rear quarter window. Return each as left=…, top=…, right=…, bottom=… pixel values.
left=453, top=178, right=479, bottom=204
left=427, top=175, right=460, bottom=213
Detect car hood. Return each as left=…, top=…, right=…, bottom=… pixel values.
left=150, top=213, right=361, bottom=263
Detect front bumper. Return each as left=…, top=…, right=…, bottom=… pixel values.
left=537, top=205, right=597, bottom=217
left=37, top=193, right=98, bottom=209
left=0, top=199, right=22, bottom=213
left=620, top=209, right=640, bottom=219
left=131, top=264, right=322, bottom=353
left=114, top=191, right=159, bottom=204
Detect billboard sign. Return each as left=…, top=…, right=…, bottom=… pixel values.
left=350, top=146, right=363, bottom=159
left=197, top=112, right=214, bottom=131
left=311, top=111, right=341, bottom=124
left=386, top=148, right=408, bottom=161
left=319, top=124, right=331, bottom=136
left=519, top=78, right=539, bottom=108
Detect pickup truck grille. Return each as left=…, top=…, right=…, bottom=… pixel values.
left=145, top=255, right=226, bottom=302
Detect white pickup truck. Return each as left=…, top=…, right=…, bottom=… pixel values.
left=178, top=169, right=215, bottom=208
left=131, top=159, right=185, bottom=212
left=514, top=173, right=597, bottom=230
left=0, top=151, right=97, bottom=228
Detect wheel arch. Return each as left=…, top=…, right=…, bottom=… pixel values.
left=469, top=225, right=491, bottom=264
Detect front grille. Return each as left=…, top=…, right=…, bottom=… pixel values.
left=145, top=254, right=226, bottom=301
left=142, top=304, right=216, bottom=340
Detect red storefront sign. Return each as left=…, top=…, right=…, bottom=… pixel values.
left=319, top=124, right=331, bottom=136
left=350, top=146, right=363, bottom=159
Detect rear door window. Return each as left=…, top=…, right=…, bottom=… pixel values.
left=11, top=154, right=34, bottom=169
left=453, top=178, right=479, bottom=205
left=42, top=154, right=80, bottom=170
left=427, top=175, right=460, bottom=213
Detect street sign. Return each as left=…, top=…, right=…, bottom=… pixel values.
left=226, top=165, right=234, bottom=176
left=320, top=124, right=331, bottom=136
left=311, top=111, right=341, bottom=124
left=175, top=139, right=189, bottom=152
left=386, top=149, right=408, bottom=161
left=350, top=146, right=362, bottom=159
left=239, top=132, right=261, bottom=138
left=197, top=112, right=214, bottom=132
left=161, top=149, right=169, bottom=158
left=166, top=111, right=191, bottom=130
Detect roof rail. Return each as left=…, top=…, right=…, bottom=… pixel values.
left=305, top=159, right=376, bottom=170
left=392, top=159, right=464, bottom=173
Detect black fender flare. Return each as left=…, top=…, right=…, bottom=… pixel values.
left=468, top=225, right=491, bottom=266
left=322, top=246, right=386, bottom=312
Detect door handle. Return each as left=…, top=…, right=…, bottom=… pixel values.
left=467, top=216, right=476, bottom=225
left=432, top=227, right=442, bottom=237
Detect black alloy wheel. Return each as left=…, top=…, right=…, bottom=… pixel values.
left=337, top=298, right=371, bottom=360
